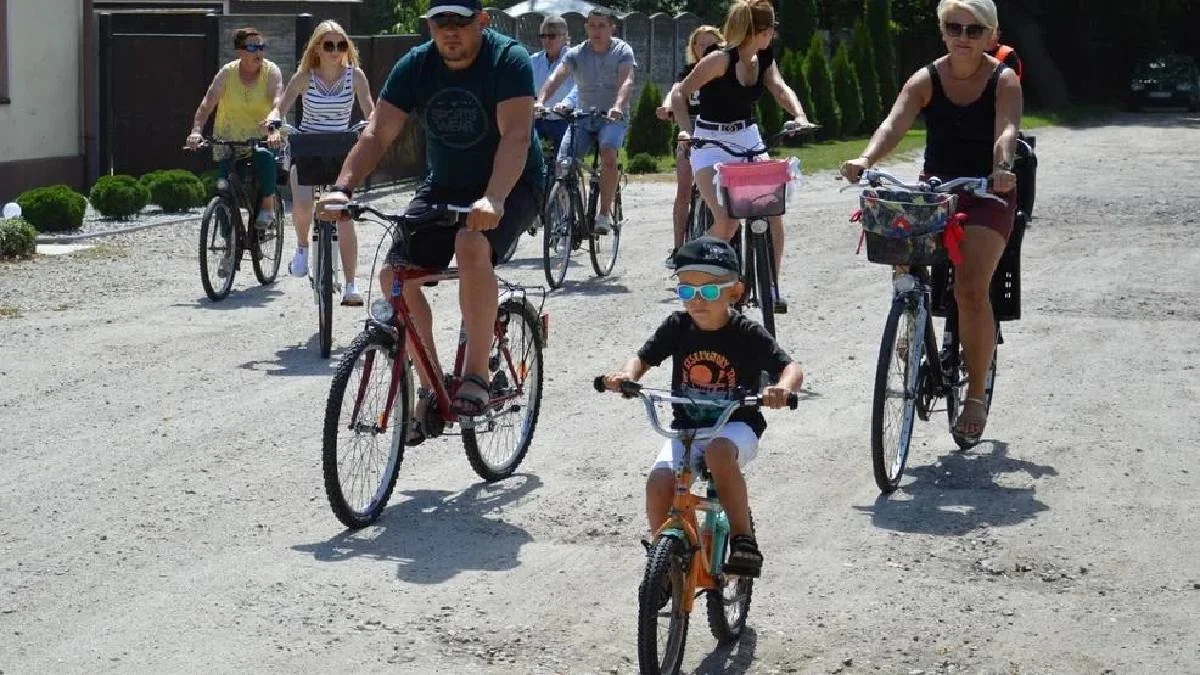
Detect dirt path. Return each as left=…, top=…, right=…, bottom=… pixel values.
left=2, top=112, right=1198, bottom=674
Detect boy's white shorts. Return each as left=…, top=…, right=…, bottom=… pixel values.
left=650, top=422, right=759, bottom=473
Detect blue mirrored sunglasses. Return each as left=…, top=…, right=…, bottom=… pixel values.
left=676, top=280, right=737, bottom=302
left=242, top=43, right=267, bottom=53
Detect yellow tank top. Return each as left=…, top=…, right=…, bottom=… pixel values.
left=213, top=60, right=277, bottom=141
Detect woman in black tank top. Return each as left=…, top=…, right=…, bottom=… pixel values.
left=839, top=0, right=1022, bottom=444
left=669, top=0, right=814, bottom=311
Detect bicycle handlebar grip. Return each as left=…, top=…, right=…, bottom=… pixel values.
left=592, top=376, right=607, bottom=393
left=787, top=393, right=799, bottom=410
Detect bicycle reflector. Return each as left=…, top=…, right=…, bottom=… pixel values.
left=369, top=298, right=394, bottom=324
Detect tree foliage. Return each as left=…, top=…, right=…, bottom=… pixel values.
left=776, top=0, right=818, bottom=54
left=831, top=42, right=863, bottom=138
left=850, top=18, right=882, bottom=130
left=803, top=33, right=840, bottom=140
left=865, top=0, right=897, bottom=107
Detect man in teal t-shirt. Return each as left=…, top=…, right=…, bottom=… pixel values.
left=317, top=0, right=542, bottom=422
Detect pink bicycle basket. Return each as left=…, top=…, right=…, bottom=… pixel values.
left=717, top=160, right=791, bottom=219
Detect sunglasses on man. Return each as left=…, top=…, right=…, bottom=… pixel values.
left=241, top=43, right=267, bottom=53
left=430, top=13, right=478, bottom=30
left=322, top=40, right=349, bottom=53
left=538, top=33, right=564, bottom=39
left=943, top=21, right=988, bottom=39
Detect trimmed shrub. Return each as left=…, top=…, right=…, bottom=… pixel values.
left=866, top=0, right=898, bottom=106
left=145, top=169, right=206, bottom=212
left=851, top=18, right=883, bottom=130
left=626, top=82, right=672, bottom=158
left=89, top=175, right=149, bottom=220
left=198, top=169, right=220, bottom=200
left=0, top=218, right=37, bottom=260
left=16, top=185, right=88, bottom=233
left=832, top=42, right=864, bottom=139
left=804, top=33, right=842, bottom=140
left=627, top=153, right=659, bottom=175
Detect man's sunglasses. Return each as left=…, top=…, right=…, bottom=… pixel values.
left=676, top=280, right=738, bottom=302
left=322, top=40, right=349, bottom=53
left=430, top=13, right=478, bottom=29
left=943, top=22, right=988, bottom=39
left=241, top=43, right=267, bottom=53
left=538, top=33, right=564, bottom=39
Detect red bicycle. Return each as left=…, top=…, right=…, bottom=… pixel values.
left=321, top=201, right=548, bottom=529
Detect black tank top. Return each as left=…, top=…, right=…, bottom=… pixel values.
left=922, top=62, right=1002, bottom=179
left=698, top=46, right=774, bottom=123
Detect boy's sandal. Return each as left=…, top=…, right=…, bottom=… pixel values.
left=722, top=534, right=763, bottom=578
left=953, top=397, right=989, bottom=446
left=451, top=374, right=491, bottom=417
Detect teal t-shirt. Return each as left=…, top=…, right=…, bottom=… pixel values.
left=380, top=29, right=544, bottom=198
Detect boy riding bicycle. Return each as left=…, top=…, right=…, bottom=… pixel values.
left=602, top=236, right=803, bottom=578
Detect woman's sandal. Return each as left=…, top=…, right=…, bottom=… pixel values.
left=722, top=534, right=764, bottom=578
left=953, top=397, right=989, bottom=446
left=451, top=374, right=492, bottom=417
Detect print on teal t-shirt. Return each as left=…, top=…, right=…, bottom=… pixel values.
left=380, top=29, right=544, bottom=198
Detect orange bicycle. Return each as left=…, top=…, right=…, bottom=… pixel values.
left=592, top=377, right=797, bottom=674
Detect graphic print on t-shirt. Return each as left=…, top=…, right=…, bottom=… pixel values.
left=680, top=349, right=737, bottom=425
left=425, top=87, right=490, bottom=149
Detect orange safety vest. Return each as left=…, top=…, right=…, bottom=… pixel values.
left=993, top=44, right=1024, bottom=81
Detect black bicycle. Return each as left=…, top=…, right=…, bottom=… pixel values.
left=848, top=169, right=1009, bottom=493
left=540, top=108, right=625, bottom=290
left=684, top=123, right=816, bottom=337
left=190, top=138, right=286, bottom=302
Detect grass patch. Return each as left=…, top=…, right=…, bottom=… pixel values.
left=1024, top=105, right=1117, bottom=129
left=0, top=306, right=20, bottom=319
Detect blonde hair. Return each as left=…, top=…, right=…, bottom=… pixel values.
left=685, top=25, right=724, bottom=65
left=300, top=20, right=360, bottom=72
left=723, top=0, right=775, bottom=49
left=936, top=0, right=999, bottom=32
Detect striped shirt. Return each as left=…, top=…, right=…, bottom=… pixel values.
left=300, top=67, right=355, bottom=132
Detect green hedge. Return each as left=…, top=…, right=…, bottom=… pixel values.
left=627, top=82, right=672, bottom=157
left=626, top=153, right=659, bottom=175
left=0, top=218, right=37, bottom=260
left=832, top=42, right=864, bottom=139
left=141, top=169, right=206, bottom=212
left=16, top=185, right=88, bottom=233
left=90, top=175, right=149, bottom=220
left=851, top=18, right=883, bottom=131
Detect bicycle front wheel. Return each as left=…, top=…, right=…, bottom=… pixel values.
left=685, top=189, right=712, bottom=243
left=316, top=221, right=334, bottom=359
left=251, top=196, right=286, bottom=284
left=462, top=299, right=544, bottom=482
left=751, top=229, right=776, bottom=337
left=871, top=296, right=922, bottom=493
left=705, top=518, right=754, bottom=643
left=588, top=176, right=622, bottom=277
left=542, top=183, right=572, bottom=289
left=639, top=535, right=690, bottom=675
left=199, top=196, right=237, bottom=301
left=322, top=329, right=411, bottom=529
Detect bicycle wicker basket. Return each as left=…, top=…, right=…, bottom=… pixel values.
left=858, top=188, right=958, bottom=266
left=288, top=131, right=359, bottom=187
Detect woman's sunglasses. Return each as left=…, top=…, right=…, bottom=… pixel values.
left=677, top=280, right=738, bottom=302
left=430, top=13, right=478, bottom=29
left=241, top=43, right=267, bottom=53
left=322, top=40, right=349, bottom=53
left=943, top=22, right=988, bottom=39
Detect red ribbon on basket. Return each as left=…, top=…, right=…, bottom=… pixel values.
left=943, top=212, right=967, bottom=266
left=850, top=209, right=865, bottom=254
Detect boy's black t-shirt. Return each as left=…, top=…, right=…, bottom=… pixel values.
left=637, top=311, right=793, bottom=437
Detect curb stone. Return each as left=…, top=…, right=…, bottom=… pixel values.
left=34, top=215, right=200, bottom=244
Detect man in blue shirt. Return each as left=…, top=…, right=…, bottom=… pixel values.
left=318, top=0, right=543, bottom=418
left=531, top=14, right=577, bottom=152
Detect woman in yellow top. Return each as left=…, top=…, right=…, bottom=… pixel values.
left=186, top=28, right=284, bottom=230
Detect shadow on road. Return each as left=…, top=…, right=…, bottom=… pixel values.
left=238, top=334, right=341, bottom=376
left=855, top=440, right=1057, bottom=536
left=554, top=277, right=631, bottom=297
left=694, top=626, right=758, bottom=674
left=183, top=286, right=284, bottom=310
left=292, top=474, right=540, bottom=584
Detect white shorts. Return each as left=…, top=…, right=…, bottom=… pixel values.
left=650, top=421, right=759, bottom=473
left=689, top=122, right=769, bottom=174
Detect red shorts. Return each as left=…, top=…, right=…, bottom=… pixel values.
left=957, top=190, right=1017, bottom=242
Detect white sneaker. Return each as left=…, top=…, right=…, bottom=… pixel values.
left=341, top=279, right=364, bottom=306
left=254, top=209, right=274, bottom=230
left=594, top=213, right=613, bottom=235
left=289, top=247, right=308, bottom=278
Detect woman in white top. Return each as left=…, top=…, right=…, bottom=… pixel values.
left=267, top=20, right=373, bottom=305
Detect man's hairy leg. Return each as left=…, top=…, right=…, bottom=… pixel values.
left=455, top=232, right=498, bottom=381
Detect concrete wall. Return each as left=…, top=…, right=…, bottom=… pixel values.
left=0, top=0, right=83, bottom=163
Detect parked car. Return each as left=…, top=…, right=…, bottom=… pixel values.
left=1129, top=55, right=1200, bottom=112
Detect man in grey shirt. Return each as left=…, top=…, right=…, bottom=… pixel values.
left=537, top=8, right=636, bottom=234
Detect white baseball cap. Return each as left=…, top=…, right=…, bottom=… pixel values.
left=424, top=1, right=482, bottom=18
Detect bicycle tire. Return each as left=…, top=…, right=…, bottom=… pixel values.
left=638, top=535, right=689, bottom=675
left=251, top=196, right=286, bottom=284
left=947, top=319, right=998, bottom=450
left=685, top=189, right=712, bottom=243
left=199, top=196, right=237, bottom=301
left=871, top=296, right=921, bottom=493
left=462, top=299, right=544, bottom=482
left=752, top=231, right=776, bottom=337
left=705, top=516, right=754, bottom=644
left=542, top=182, right=572, bottom=289
left=588, top=173, right=621, bottom=277
left=322, top=329, right=411, bottom=529
left=317, top=221, right=334, bottom=359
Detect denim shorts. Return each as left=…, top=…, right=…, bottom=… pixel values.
left=557, top=117, right=628, bottom=163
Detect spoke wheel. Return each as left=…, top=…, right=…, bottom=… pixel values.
left=588, top=177, right=621, bottom=277
left=706, top=518, right=754, bottom=644
left=686, top=190, right=713, bottom=243
left=199, top=197, right=237, bottom=301
left=462, top=300, right=544, bottom=482
left=316, top=221, right=334, bottom=359
left=638, top=536, right=690, bottom=675
left=871, top=296, right=921, bottom=493
left=542, top=183, right=572, bottom=289
left=751, top=229, right=776, bottom=337
left=251, top=196, right=286, bottom=284
left=322, top=330, right=411, bottom=529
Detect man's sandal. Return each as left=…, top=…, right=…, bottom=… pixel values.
left=953, top=397, right=989, bottom=447
left=451, top=374, right=491, bottom=417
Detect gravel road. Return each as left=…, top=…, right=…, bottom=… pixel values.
left=1, top=112, right=1198, bottom=674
